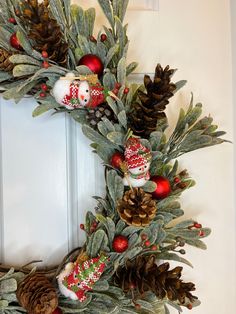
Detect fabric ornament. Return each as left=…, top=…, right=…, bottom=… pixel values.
left=53, top=73, right=117, bottom=110
left=57, top=255, right=107, bottom=302
left=122, top=138, right=152, bottom=188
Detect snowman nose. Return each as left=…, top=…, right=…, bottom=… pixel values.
left=80, top=95, right=85, bottom=100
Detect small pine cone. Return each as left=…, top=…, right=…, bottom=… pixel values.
left=86, top=102, right=117, bottom=129
left=117, top=188, right=157, bottom=227
left=114, top=255, right=197, bottom=306
left=19, top=0, right=68, bottom=66
left=128, top=64, right=176, bottom=138
left=0, top=48, right=14, bottom=72
left=16, top=273, right=58, bottom=314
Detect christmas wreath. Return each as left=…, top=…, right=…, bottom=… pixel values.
left=0, top=1, right=228, bottom=314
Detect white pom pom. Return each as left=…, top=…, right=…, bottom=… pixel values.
left=52, top=72, right=75, bottom=106
left=57, top=262, right=78, bottom=300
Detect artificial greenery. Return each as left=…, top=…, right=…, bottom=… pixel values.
left=0, top=1, right=227, bottom=313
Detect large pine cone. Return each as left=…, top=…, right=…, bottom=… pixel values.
left=114, top=255, right=197, bottom=306
left=16, top=273, right=58, bottom=314
left=86, top=102, right=118, bottom=129
left=117, top=188, right=157, bottom=227
left=0, top=48, right=14, bottom=72
left=128, top=64, right=176, bottom=138
left=19, top=0, right=68, bottom=66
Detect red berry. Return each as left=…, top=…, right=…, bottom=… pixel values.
left=42, top=51, right=48, bottom=58
left=124, top=87, right=130, bottom=94
left=112, top=235, right=129, bottom=253
left=90, top=226, right=96, bottom=233
left=101, top=33, right=107, bottom=42
left=10, top=33, right=23, bottom=51
left=135, top=304, right=141, bottom=310
left=199, top=230, right=205, bottom=237
left=90, top=35, right=97, bottom=43
left=129, top=282, right=136, bottom=289
left=151, top=245, right=158, bottom=251
left=42, top=61, right=50, bottom=69
left=110, top=152, right=124, bottom=169
left=174, top=177, right=180, bottom=183
left=8, top=17, right=16, bottom=24
left=187, top=304, right=193, bottom=310
left=141, top=234, right=147, bottom=241
left=40, top=92, right=46, bottom=98
left=80, top=224, right=85, bottom=230
left=115, top=82, right=122, bottom=89
left=113, top=88, right=119, bottom=95
left=144, top=240, right=151, bottom=247
left=92, top=221, right=98, bottom=228
left=194, top=223, right=202, bottom=229
left=41, top=83, right=48, bottom=91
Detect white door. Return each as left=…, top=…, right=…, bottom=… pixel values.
left=0, top=1, right=235, bottom=313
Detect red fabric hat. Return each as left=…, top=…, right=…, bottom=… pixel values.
left=88, top=83, right=106, bottom=108
left=125, top=138, right=151, bottom=169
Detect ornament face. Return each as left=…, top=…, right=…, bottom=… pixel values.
left=52, top=73, right=108, bottom=109
left=77, top=81, right=90, bottom=106
left=123, top=138, right=152, bottom=188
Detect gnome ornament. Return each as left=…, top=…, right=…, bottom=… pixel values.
left=52, top=72, right=117, bottom=110
left=123, top=138, right=152, bottom=188
left=57, top=255, right=107, bottom=302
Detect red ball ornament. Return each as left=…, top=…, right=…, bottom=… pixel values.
left=8, top=17, right=17, bottom=24
left=151, top=176, right=171, bottom=200
left=52, top=308, right=63, bottom=314
left=10, top=33, right=23, bottom=51
left=78, top=54, right=104, bottom=77
left=110, top=151, right=124, bottom=169
left=112, top=235, right=129, bottom=253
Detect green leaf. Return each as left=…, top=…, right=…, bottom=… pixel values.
left=117, top=110, right=127, bottom=128
left=185, top=239, right=207, bottom=250
left=105, top=44, right=120, bottom=68
left=91, top=229, right=108, bottom=257
left=103, top=72, right=116, bottom=90
left=16, top=31, right=41, bottom=59
left=172, top=220, right=195, bottom=229
left=84, top=8, right=96, bottom=36
left=32, top=103, right=58, bottom=117
left=93, top=280, right=109, bottom=291
left=174, top=80, right=187, bottom=93
left=107, top=131, right=125, bottom=145
left=142, top=181, right=157, bottom=193
left=9, top=54, right=41, bottom=66
left=0, top=71, right=12, bottom=83
left=0, top=299, right=8, bottom=309
left=97, top=0, right=114, bottom=28
left=158, top=252, right=193, bottom=268
left=0, top=278, right=17, bottom=293
left=13, top=64, right=40, bottom=77
left=117, top=57, right=126, bottom=85
left=126, top=62, right=138, bottom=76
left=106, top=170, right=124, bottom=205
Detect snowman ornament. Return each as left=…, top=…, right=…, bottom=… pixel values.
left=52, top=72, right=115, bottom=110
left=123, top=138, right=152, bottom=188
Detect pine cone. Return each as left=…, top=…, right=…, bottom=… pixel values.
left=117, top=188, right=157, bottom=227
left=19, top=0, right=68, bottom=66
left=128, top=64, right=176, bottom=138
left=86, top=102, right=118, bottom=129
left=16, top=273, right=58, bottom=314
left=114, top=255, right=197, bottom=306
left=0, top=48, right=14, bottom=72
